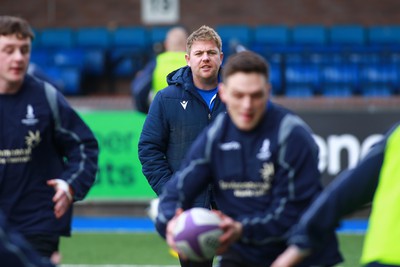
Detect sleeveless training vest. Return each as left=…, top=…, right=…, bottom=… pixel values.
left=361, top=125, right=400, bottom=265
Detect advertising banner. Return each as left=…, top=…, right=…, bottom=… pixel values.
left=79, top=109, right=399, bottom=200
left=80, top=111, right=156, bottom=200
left=298, top=110, right=399, bottom=185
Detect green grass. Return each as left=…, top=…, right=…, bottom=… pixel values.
left=60, top=232, right=365, bottom=266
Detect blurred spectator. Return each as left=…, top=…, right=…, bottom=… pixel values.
left=131, top=26, right=188, bottom=113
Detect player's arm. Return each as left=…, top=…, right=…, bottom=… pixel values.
left=138, top=92, right=173, bottom=195
left=286, top=137, right=385, bottom=250
left=47, top=91, right=98, bottom=217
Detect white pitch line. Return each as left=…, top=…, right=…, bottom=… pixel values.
left=61, top=265, right=179, bottom=267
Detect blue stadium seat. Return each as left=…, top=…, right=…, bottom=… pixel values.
left=320, top=64, right=359, bottom=95
left=42, top=66, right=82, bottom=95
left=285, top=85, right=314, bottom=98
left=368, top=26, right=400, bottom=46
left=112, top=27, right=149, bottom=50
left=30, top=48, right=52, bottom=68
left=285, top=63, right=320, bottom=94
left=359, top=63, right=400, bottom=96
left=39, top=28, right=74, bottom=48
left=321, top=85, right=353, bottom=97
left=216, top=25, right=253, bottom=56
left=110, top=27, right=150, bottom=77
left=76, top=27, right=111, bottom=75
left=76, top=27, right=111, bottom=49
left=60, top=67, right=82, bottom=95
left=328, top=25, right=366, bottom=52
left=290, top=25, right=327, bottom=52
left=367, top=26, right=400, bottom=53
left=361, top=85, right=393, bottom=97
left=251, top=25, right=290, bottom=55
left=51, top=48, right=85, bottom=70
left=150, top=26, right=171, bottom=44
left=269, top=63, right=283, bottom=95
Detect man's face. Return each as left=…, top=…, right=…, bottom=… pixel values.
left=185, top=40, right=223, bottom=88
left=0, top=34, right=31, bottom=89
left=219, top=72, right=270, bottom=131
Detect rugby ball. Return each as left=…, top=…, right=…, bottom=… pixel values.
left=173, top=208, right=223, bottom=262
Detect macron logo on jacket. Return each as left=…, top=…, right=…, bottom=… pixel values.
left=180, top=101, right=188, bottom=110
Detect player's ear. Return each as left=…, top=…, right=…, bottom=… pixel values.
left=185, top=54, right=190, bottom=66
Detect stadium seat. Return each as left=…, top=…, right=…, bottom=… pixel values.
left=216, top=25, right=253, bottom=56
left=290, top=25, right=328, bottom=52
left=367, top=26, right=400, bottom=48
left=251, top=25, right=290, bottom=55
left=320, top=64, right=359, bottom=95
left=321, top=85, right=353, bottom=97
left=39, top=28, right=75, bottom=48
left=110, top=27, right=150, bottom=77
left=285, top=63, right=320, bottom=94
left=60, top=67, right=82, bottom=95
left=269, top=62, right=283, bottom=95
left=76, top=27, right=111, bottom=75
left=42, top=66, right=82, bottom=95
left=367, top=26, right=400, bottom=54
left=285, top=85, right=314, bottom=98
left=30, top=48, right=52, bottom=68
left=51, top=48, right=85, bottom=70
left=359, top=63, right=400, bottom=96
left=361, top=85, right=393, bottom=97
left=76, top=27, right=111, bottom=49
left=150, top=26, right=171, bottom=44
left=328, top=25, right=366, bottom=52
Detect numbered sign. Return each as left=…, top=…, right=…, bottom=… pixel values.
left=141, top=0, right=180, bottom=24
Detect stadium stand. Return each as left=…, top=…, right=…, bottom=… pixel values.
left=75, top=27, right=111, bottom=76
left=29, top=24, right=400, bottom=97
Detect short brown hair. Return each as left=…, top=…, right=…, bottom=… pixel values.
left=222, top=51, right=269, bottom=82
left=186, top=25, right=222, bottom=54
left=0, top=15, right=34, bottom=40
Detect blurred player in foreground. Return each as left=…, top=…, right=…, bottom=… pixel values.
left=271, top=122, right=400, bottom=267
left=0, top=15, right=98, bottom=261
left=0, top=210, right=56, bottom=266
left=156, top=51, right=343, bottom=267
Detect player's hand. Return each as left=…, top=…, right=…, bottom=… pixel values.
left=47, top=179, right=73, bottom=219
left=214, top=210, right=242, bottom=255
left=166, top=208, right=186, bottom=259
left=270, top=245, right=308, bottom=267
left=50, top=251, right=62, bottom=265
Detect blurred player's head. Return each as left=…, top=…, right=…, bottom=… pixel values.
left=219, top=51, right=271, bottom=131
left=0, top=16, right=34, bottom=91
left=164, top=26, right=188, bottom=52
left=185, top=25, right=223, bottom=89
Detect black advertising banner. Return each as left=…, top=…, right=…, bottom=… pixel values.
left=297, top=110, right=399, bottom=185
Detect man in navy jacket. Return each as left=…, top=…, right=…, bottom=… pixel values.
left=138, top=25, right=225, bottom=267
left=157, top=51, right=343, bottom=267
left=0, top=15, right=98, bottom=260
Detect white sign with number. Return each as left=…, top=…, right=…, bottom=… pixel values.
left=141, top=0, right=180, bottom=24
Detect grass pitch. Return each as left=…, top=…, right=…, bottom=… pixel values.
left=60, top=232, right=365, bottom=266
